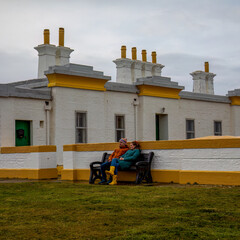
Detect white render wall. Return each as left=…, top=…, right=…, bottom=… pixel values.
left=0, top=98, right=48, bottom=147
left=0, top=152, right=57, bottom=169
left=51, top=86, right=238, bottom=164
left=63, top=148, right=240, bottom=172
left=138, top=96, right=232, bottom=141
left=51, top=87, right=137, bottom=164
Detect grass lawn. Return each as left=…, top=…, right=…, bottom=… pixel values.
left=0, top=181, right=239, bottom=240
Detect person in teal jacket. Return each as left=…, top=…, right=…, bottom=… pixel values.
left=105, top=141, right=141, bottom=185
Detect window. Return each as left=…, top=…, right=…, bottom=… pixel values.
left=76, top=112, right=87, bottom=143
left=156, top=114, right=168, bottom=140
left=115, top=115, right=125, bottom=142
left=214, top=121, right=222, bottom=136
left=186, top=119, right=195, bottom=139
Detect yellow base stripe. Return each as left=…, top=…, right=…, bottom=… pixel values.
left=0, top=168, right=58, bottom=179
left=61, top=169, right=240, bottom=185
left=57, top=165, right=63, bottom=176
left=179, top=170, right=240, bottom=185
left=0, top=145, right=56, bottom=154
left=47, top=73, right=108, bottom=91
left=63, top=138, right=240, bottom=152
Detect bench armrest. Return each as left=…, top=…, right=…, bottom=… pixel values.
left=90, top=161, right=103, bottom=168
left=136, top=161, right=149, bottom=167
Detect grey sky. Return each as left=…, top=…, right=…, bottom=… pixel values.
left=0, top=0, right=240, bottom=95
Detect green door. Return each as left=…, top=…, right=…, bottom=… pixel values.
left=15, top=120, right=31, bottom=146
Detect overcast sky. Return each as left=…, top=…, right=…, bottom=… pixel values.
left=0, top=0, right=240, bottom=95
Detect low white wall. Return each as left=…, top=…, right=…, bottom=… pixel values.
left=0, top=145, right=58, bottom=179
left=63, top=148, right=240, bottom=172
left=0, top=152, right=57, bottom=169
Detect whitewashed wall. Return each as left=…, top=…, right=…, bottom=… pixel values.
left=63, top=148, right=240, bottom=172
left=0, top=98, right=47, bottom=147
left=0, top=152, right=57, bottom=169
left=51, top=87, right=137, bottom=164
left=139, top=96, right=232, bottom=141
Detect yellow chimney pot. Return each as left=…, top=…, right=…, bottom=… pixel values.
left=151, top=51, right=157, bottom=64
left=59, top=28, right=64, bottom=47
left=205, top=62, right=209, bottom=73
left=142, top=50, right=147, bottom=62
left=44, top=29, right=50, bottom=44
left=121, top=45, right=126, bottom=58
left=132, top=47, right=137, bottom=60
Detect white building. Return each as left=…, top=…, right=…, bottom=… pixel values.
left=1, top=28, right=240, bottom=165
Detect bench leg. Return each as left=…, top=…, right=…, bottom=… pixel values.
left=136, top=168, right=145, bottom=184
left=146, top=171, right=153, bottom=183
left=89, top=169, right=102, bottom=184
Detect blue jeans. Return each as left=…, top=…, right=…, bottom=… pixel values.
left=100, top=161, right=111, bottom=180
left=110, top=158, right=120, bottom=175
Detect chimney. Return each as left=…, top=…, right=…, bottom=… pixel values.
left=151, top=51, right=164, bottom=76
left=56, top=28, right=74, bottom=66
left=34, top=29, right=57, bottom=78
left=113, top=45, right=133, bottom=84
left=190, top=62, right=216, bottom=94
left=114, top=46, right=165, bottom=83
left=131, top=47, right=143, bottom=83
left=141, top=50, right=152, bottom=77
left=35, top=28, right=74, bottom=78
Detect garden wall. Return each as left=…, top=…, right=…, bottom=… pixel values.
left=0, top=145, right=57, bottom=179
left=62, top=137, right=240, bottom=185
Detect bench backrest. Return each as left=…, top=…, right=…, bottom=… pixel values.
left=101, top=152, right=154, bottom=166
left=101, top=153, right=111, bottom=163
left=137, top=152, right=154, bottom=164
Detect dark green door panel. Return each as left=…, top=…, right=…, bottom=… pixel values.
left=15, top=120, right=31, bottom=146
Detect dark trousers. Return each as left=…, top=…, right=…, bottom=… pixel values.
left=110, top=158, right=120, bottom=175
left=100, top=161, right=111, bottom=180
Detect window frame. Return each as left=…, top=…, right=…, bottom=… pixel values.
left=186, top=119, right=195, bottom=139
left=214, top=120, right=222, bottom=136
left=75, top=111, right=87, bottom=143
left=115, top=114, right=125, bottom=142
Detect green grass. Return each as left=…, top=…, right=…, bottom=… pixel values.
left=0, top=182, right=239, bottom=240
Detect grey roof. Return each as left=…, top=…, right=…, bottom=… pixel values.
left=0, top=78, right=51, bottom=100
left=180, top=91, right=230, bottom=103
left=227, top=89, right=240, bottom=97
left=134, top=76, right=185, bottom=90
left=105, top=82, right=139, bottom=93
left=44, top=63, right=111, bottom=81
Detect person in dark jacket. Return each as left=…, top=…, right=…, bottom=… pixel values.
left=98, top=138, right=129, bottom=184
left=105, top=141, right=140, bottom=185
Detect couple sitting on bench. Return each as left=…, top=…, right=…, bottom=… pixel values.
left=99, top=138, right=141, bottom=185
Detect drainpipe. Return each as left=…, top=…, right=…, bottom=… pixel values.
left=133, top=98, right=139, bottom=140
left=45, top=101, right=51, bottom=145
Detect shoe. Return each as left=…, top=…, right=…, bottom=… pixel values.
left=105, top=166, right=115, bottom=176
left=109, top=175, right=117, bottom=185
left=107, top=176, right=113, bottom=184
left=98, top=179, right=107, bottom=184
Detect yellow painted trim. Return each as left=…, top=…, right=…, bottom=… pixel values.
left=0, top=168, right=58, bottom=179
left=61, top=169, right=90, bottom=181
left=63, top=142, right=119, bottom=152
left=179, top=170, right=240, bottom=186
left=152, top=170, right=180, bottom=183
left=137, top=85, right=181, bottom=99
left=229, top=96, right=240, bottom=106
left=61, top=169, right=240, bottom=185
left=47, top=73, right=108, bottom=91
left=0, top=145, right=56, bottom=154
left=57, top=165, right=63, bottom=176
left=63, top=138, right=240, bottom=152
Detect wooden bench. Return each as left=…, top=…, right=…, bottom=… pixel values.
left=89, top=152, right=154, bottom=184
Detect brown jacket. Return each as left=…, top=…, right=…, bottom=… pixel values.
left=108, top=146, right=129, bottom=161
